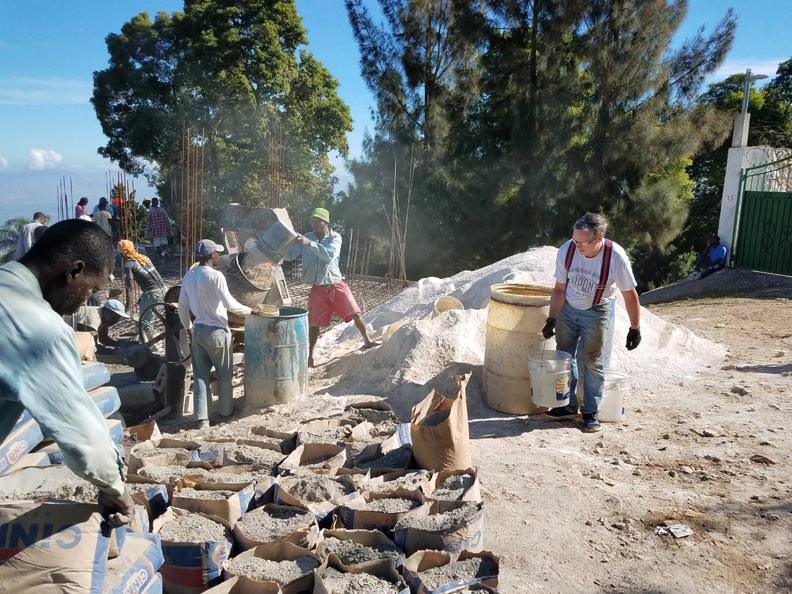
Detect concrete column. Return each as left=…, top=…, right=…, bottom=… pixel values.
left=732, top=113, right=750, bottom=148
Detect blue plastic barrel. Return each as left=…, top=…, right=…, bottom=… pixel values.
left=244, top=307, right=309, bottom=408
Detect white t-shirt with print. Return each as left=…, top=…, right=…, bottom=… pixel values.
left=554, top=239, right=636, bottom=310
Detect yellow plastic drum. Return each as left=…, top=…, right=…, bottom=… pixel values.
left=483, top=283, right=554, bottom=414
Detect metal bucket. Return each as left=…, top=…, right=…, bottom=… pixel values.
left=255, top=221, right=298, bottom=262
left=244, top=306, right=308, bottom=409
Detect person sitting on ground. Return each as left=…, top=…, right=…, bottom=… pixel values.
left=694, top=235, right=728, bottom=279
left=97, top=299, right=132, bottom=348
left=178, top=240, right=263, bottom=428
left=0, top=219, right=134, bottom=524
left=118, top=240, right=166, bottom=345
left=14, top=211, right=47, bottom=259
left=283, top=207, right=377, bottom=368
left=75, top=197, right=89, bottom=218
left=145, top=198, right=171, bottom=259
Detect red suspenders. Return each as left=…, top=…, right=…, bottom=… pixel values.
left=564, top=239, right=613, bottom=306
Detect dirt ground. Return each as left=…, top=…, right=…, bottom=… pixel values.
left=477, top=293, right=790, bottom=594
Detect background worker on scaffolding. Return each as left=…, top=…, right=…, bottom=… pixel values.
left=285, top=207, right=377, bottom=367
left=118, top=239, right=166, bottom=346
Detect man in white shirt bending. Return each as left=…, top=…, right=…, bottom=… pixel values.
left=542, top=212, right=642, bottom=433
left=178, top=239, right=262, bottom=428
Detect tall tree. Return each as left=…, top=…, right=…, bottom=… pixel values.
left=92, top=0, right=351, bottom=228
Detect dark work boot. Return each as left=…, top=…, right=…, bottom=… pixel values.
left=545, top=405, right=578, bottom=418
left=581, top=413, right=602, bottom=433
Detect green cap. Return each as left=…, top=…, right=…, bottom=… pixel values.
left=311, top=207, right=330, bottom=224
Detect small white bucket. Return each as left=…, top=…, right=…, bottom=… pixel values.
left=432, top=295, right=464, bottom=318
left=599, top=370, right=629, bottom=422
left=382, top=320, right=407, bottom=342
left=528, top=351, right=572, bottom=408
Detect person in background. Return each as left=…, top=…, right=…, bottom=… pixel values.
left=694, top=235, right=728, bottom=279
left=145, top=198, right=171, bottom=259
left=14, top=212, right=47, bottom=259
left=542, top=212, right=642, bottom=433
left=284, top=207, right=377, bottom=368
left=0, top=219, right=134, bottom=524
left=33, top=224, right=49, bottom=243
left=118, top=240, right=166, bottom=345
left=178, top=240, right=262, bottom=428
left=92, top=196, right=115, bottom=217
left=75, top=197, right=89, bottom=219
left=94, top=200, right=113, bottom=237
left=97, top=299, right=131, bottom=349
left=142, top=198, right=152, bottom=211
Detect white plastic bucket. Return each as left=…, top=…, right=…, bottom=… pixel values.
left=599, top=370, right=629, bottom=422
left=527, top=351, right=572, bottom=408
left=382, top=320, right=407, bottom=342
left=432, top=295, right=464, bottom=318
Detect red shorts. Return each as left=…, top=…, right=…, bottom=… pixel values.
left=308, top=282, right=361, bottom=327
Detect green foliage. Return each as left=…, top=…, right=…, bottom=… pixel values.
left=341, top=0, right=738, bottom=287
left=92, top=0, right=352, bottom=237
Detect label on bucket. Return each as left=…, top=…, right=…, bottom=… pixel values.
left=555, top=377, right=568, bottom=400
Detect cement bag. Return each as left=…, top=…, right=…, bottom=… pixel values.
left=273, top=473, right=358, bottom=519
left=0, top=501, right=113, bottom=593
left=410, top=374, right=472, bottom=472
left=82, top=361, right=111, bottom=392
left=425, top=468, right=481, bottom=503
left=103, top=533, right=164, bottom=594
left=125, top=420, right=163, bottom=443
left=393, top=500, right=484, bottom=556
left=223, top=542, right=323, bottom=594
left=204, top=576, right=281, bottom=593
left=315, top=528, right=402, bottom=572
left=233, top=504, right=315, bottom=551
left=171, top=482, right=256, bottom=526
left=336, top=488, right=429, bottom=532
left=0, top=415, right=44, bottom=475
left=0, top=451, right=50, bottom=474
left=129, top=483, right=169, bottom=529
left=88, top=386, right=123, bottom=418
left=155, top=508, right=233, bottom=594
left=313, top=560, right=408, bottom=594
left=128, top=440, right=194, bottom=475
left=402, top=550, right=499, bottom=594
left=279, top=444, right=347, bottom=472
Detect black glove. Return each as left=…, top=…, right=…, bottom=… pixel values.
left=542, top=317, right=556, bottom=339
left=626, top=327, right=641, bottom=350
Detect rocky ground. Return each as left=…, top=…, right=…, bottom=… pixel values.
left=474, top=287, right=790, bottom=593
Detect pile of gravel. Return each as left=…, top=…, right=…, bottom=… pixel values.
left=278, top=475, right=352, bottom=503
left=201, top=470, right=262, bottom=484
left=419, top=557, right=497, bottom=591
left=360, top=497, right=420, bottom=514
left=175, top=488, right=236, bottom=500
left=395, top=502, right=480, bottom=532
left=297, top=427, right=351, bottom=444
left=158, top=512, right=229, bottom=543
left=225, top=555, right=319, bottom=585
left=235, top=507, right=314, bottom=543
left=224, top=445, right=283, bottom=468
left=432, top=473, right=475, bottom=500
left=134, top=446, right=192, bottom=460
left=320, top=568, right=401, bottom=594
left=5, top=478, right=99, bottom=503
left=323, top=537, right=401, bottom=565
left=137, top=465, right=208, bottom=483
left=369, top=471, right=431, bottom=493
left=359, top=445, right=412, bottom=469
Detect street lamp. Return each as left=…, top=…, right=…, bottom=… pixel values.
left=741, top=68, right=769, bottom=114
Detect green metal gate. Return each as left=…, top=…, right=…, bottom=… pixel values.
left=732, top=154, right=792, bottom=275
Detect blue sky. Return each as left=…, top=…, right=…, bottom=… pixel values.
left=0, top=0, right=790, bottom=224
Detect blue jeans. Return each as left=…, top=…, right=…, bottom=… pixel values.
left=191, top=324, right=233, bottom=421
left=555, top=301, right=615, bottom=415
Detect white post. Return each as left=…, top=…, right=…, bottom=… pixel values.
left=716, top=146, right=748, bottom=257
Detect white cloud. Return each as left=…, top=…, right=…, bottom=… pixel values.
left=711, top=58, right=784, bottom=81
left=27, top=148, right=62, bottom=170
left=0, top=77, right=91, bottom=106
left=0, top=155, right=7, bottom=169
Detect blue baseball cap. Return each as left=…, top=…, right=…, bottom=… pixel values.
left=196, top=239, right=225, bottom=257
left=102, top=299, right=130, bottom=319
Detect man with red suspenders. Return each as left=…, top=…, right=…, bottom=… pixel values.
left=541, top=212, right=642, bottom=432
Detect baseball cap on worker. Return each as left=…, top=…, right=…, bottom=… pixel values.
left=311, top=207, right=330, bottom=224
left=195, top=239, right=225, bottom=257
left=102, top=299, right=130, bottom=319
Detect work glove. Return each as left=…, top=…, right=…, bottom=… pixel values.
left=626, top=327, right=641, bottom=351
left=541, top=317, right=556, bottom=339
left=98, top=485, right=135, bottom=527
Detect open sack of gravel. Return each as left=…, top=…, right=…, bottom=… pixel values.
left=353, top=425, right=413, bottom=473
left=223, top=443, right=285, bottom=470
left=410, top=373, right=473, bottom=472
left=425, top=468, right=481, bottom=503
left=233, top=503, right=316, bottom=551
left=273, top=472, right=359, bottom=517
left=336, top=487, right=430, bottom=532
left=394, top=500, right=484, bottom=556
left=367, top=469, right=433, bottom=494
left=402, top=550, right=499, bottom=594
left=172, top=482, right=256, bottom=525
left=316, top=528, right=402, bottom=571
left=249, top=427, right=299, bottom=455
left=314, top=563, right=408, bottom=594
left=154, top=507, right=233, bottom=594
left=223, top=541, right=323, bottom=594
left=128, top=482, right=170, bottom=528
left=204, top=575, right=282, bottom=593
left=279, top=443, right=347, bottom=472
left=127, top=439, right=197, bottom=474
